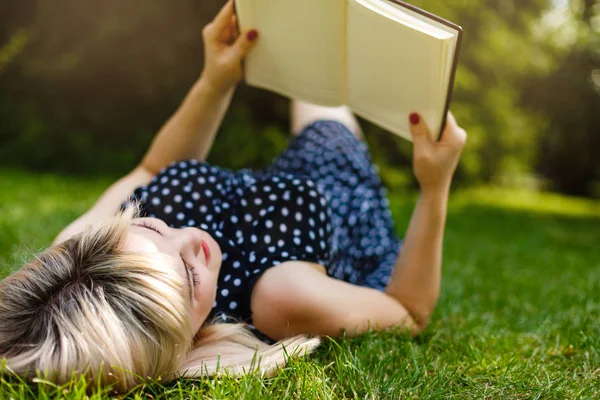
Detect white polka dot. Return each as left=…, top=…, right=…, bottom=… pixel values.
left=269, top=193, right=278, bottom=201
left=233, top=261, right=241, bottom=269
left=268, top=246, right=276, bottom=253
left=280, top=224, right=287, bottom=233
left=229, top=301, right=238, bottom=310
left=198, top=177, right=206, bottom=184
left=233, top=278, right=241, bottom=286
left=264, top=235, right=271, bottom=244
left=305, top=245, right=314, bottom=253
left=254, top=198, right=262, bottom=206
left=161, top=188, right=170, bottom=196
left=281, top=251, right=289, bottom=257
left=249, top=253, right=256, bottom=262
left=174, top=194, right=182, bottom=203
left=171, top=179, right=180, bottom=186
left=293, top=237, right=301, bottom=245
left=221, top=289, right=229, bottom=297
left=200, top=205, right=208, bottom=213
left=251, top=234, right=257, bottom=243
left=265, top=220, right=273, bottom=229
left=293, top=229, right=301, bottom=236
left=204, top=189, right=213, bottom=197
left=208, top=176, right=216, bottom=183
left=244, top=214, right=252, bottom=222
left=160, top=177, right=168, bottom=184
left=281, top=207, right=289, bottom=217
left=297, top=197, right=304, bottom=206
left=241, top=199, right=248, bottom=207
left=177, top=212, right=185, bottom=221
left=278, top=239, right=285, bottom=247
left=295, top=212, right=302, bottom=222
left=192, top=192, right=200, bottom=200
left=309, top=203, right=316, bottom=212
left=309, top=231, right=316, bottom=240
left=151, top=197, right=161, bottom=206
left=231, top=215, right=238, bottom=223
left=263, top=185, right=272, bottom=192
left=164, top=205, right=173, bottom=214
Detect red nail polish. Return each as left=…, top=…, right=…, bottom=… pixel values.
left=409, top=113, right=420, bottom=125
left=247, top=30, right=258, bottom=41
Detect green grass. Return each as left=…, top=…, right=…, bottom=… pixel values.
left=1, top=168, right=599, bottom=399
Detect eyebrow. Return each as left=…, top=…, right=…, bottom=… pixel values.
left=132, top=223, right=194, bottom=301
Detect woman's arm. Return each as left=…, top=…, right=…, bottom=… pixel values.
left=252, top=113, right=466, bottom=339
left=53, top=1, right=257, bottom=244
left=142, top=1, right=258, bottom=173
left=385, top=112, right=466, bottom=331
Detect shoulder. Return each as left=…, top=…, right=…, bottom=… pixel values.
left=250, top=261, right=331, bottom=338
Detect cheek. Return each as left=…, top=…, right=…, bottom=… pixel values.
left=194, top=266, right=218, bottom=309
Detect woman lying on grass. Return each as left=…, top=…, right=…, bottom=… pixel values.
left=0, top=0, right=466, bottom=392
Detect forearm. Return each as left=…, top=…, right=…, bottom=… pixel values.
left=140, top=78, right=234, bottom=174
left=385, top=187, right=449, bottom=328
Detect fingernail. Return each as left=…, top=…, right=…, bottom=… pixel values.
left=246, top=30, right=258, bottom=41
left=409, top=113, right=420, bottom=125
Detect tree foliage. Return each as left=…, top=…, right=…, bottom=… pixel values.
left=0, top=0, right=598, bottom=196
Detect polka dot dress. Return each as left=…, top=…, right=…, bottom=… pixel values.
left=127, top=120, right=401, bottom=324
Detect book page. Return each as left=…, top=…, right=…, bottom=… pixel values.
left=235, top=0, right=346, bottom=106
left=346, top=0, right=451, bottom=141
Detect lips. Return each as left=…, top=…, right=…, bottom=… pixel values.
left=201, top=240, right=211, bottom=264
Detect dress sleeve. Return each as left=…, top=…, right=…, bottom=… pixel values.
left=233, top=175, right=334, bottom=319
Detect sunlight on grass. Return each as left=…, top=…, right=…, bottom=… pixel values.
left=1, top=169, right=599, bottom=399
left=452, top=186, right=599, bottom=218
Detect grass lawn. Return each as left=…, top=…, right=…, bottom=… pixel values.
left=1, top=168, right=599, bottom=399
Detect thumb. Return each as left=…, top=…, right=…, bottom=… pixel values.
left=231, top=29, right=259, bottom=62
left=408, top=113, right=432, bottom=150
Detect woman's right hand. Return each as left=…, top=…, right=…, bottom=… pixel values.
left=200, top=0, right=259, bottom=93
left=408, top=112, right=467, bottom=194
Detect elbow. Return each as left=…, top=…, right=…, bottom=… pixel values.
left=409, top=315, right=431, bottom=337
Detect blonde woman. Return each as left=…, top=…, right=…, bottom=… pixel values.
left=0, top=0, right=467, bottom=392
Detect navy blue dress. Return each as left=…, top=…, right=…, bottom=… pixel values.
left=128, top=120, right=401, bottom=326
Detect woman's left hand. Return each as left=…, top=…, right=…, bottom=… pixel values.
left=200, top=0, right=259, bottom=93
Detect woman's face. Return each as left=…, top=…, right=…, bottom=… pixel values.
left=123, top=217, right=222, bottom=334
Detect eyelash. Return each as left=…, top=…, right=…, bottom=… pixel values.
left=183, top=259, right=201, bottom=286
left=138, top=220, right=200, bottom=286
left=137, top=220, right=161, bottom=234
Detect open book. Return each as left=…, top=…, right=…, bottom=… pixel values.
left=235, top=0, right=462, bottom=142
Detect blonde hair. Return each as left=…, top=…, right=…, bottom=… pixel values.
left=0, top=206, right=320, bottom=392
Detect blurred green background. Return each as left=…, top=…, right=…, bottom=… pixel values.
left=0, top=0, right=599, bottom=197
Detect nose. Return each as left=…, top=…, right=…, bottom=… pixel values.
left=170, top=226, right=204, bottom=260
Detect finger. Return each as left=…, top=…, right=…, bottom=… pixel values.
left=225, top=15, right=239, bottom=44
left=408, top=112, right=432, bottom=151
left=230, top=29, right=259, bottom=62
left=440, top=111, right=467, bottom=146
left=211, top=0, right=235, bottom=33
